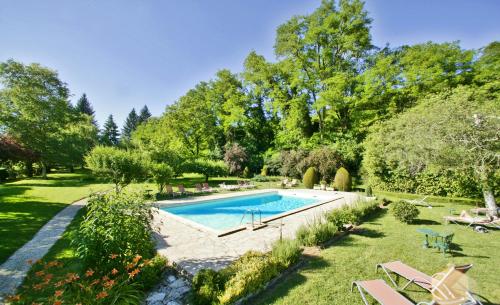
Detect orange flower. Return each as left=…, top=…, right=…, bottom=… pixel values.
left=85, top=269, right=95, bottom=277
left=33, top=283, right=44, bottom=290
left=96, top=291, right=108, bottom=300
left=54, top=280, right=65, bottom=288
left=44, top=273, right=54, bottom=283
left=54, top=290, right=64, bottom=297
left=109, top=253, right=118, bottom=259
left=111, top=268, right=119, bottom=275
left=6, top=294, right=21, bottom=301
left=26, top=259, right=33, bottom=265
left=35, top=270, right=45, bottom=277
left=65, top=272, right=79, bottom=283
left=128, top=268, right=140, bottom=279
left=102, top=275, right=109, bottom=281
left=125, top=263, right=135, bottom=270
left=133, top=254, right=142, bottom=263
left=53, top=301, right=62, bottom=305
left=90, top=279, right=100, bottom=286
left=103, top=279, right=115, bottom=288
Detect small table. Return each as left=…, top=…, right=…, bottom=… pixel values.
left=416, top=228, right=453, bottom=249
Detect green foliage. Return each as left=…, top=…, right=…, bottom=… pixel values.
left=182, top=159, right=228, bottom=182
left=73, top=190, right=155, bottom=270
left=303, top=167, right=319, bottom=189
left=390, top=200, right=420, bottom=224
left=135, top=255, right=168, bottom=290
left=327, top=207, right=359, bottom=231
left=148, top=162, right=173, bottom=193
left=242, top=166, right=252, bottom=178
left=121, top=108, right=139, bottom=141
left=271, top=239, right=301, bottom=269
left=365, top=185, right=373, bottom=197
left=296, top=219, right=338, bottom=246
left=191, top=269, right=226, bottom=305
left=301, top=147, right=345, bottom=182
left=280, top=150, right=309, bottom=178
left=261, top=165, right=268, bottom=176
left=251, top=175, right=270, bottom=182
left=101, top=114, right=120, bottom=146
left=218, top=252, right=280, bottom=304
left=85, top=146, right=147, bottom=190
left=333, top=167, right=351, bottom=191
left=138, top=105, right=152, bottom=125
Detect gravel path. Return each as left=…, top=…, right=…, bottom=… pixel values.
left=0, top=198, right=87, bottom=301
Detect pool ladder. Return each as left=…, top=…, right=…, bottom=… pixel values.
left=240, top=208, right=265, bottom=230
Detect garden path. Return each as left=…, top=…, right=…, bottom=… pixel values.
left=0, top=198, right=87, bottom=301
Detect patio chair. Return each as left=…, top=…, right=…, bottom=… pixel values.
left=377, top=261, right=481, bottom=304
left=195, top=183, right=204, bottom=193
left=278, top=178, right=289, bottom=188
left=351, top=279, right=431, bottom=305
left=177, top=184, right=192, bottom=196
left=404, top=196, right=432, bottom=208
left=286, top=179, right=298, bottom=187
left=165, top=185, right=180, bottom=197
left=444, top=214, right=500, bottom=229
left=202, top=182, right=214, bottom=192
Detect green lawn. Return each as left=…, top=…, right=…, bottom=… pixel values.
left=250, top=197, right=499, bottom=305
left=0, top=171, right=111, bottom=264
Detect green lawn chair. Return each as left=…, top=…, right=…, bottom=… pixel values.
left=435, top=233, right=454, bottom=255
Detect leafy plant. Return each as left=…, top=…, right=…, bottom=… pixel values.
left=391, top=200, right=420, bottom=224
left=333, top=167, right=351, bottom=191
left=327, top=207, right=359, bottom=231
left=303, top=167, right=319, bottom=189
left=252, top=174, right=269, bottom=182
left=271, top=239, right=301, bottom=269
left=182, top=159, right=228, bottom=182
left=73, top=190, right=155, bottom=271
left=242, top=166, right=252, bottom=178
left=260, top=165, right=268, bottom=176
left=148, top=162, right=173, bottom=193
left=296, top=219, right=337, bottom=246
left=224, top=143, right=248, bottom=176
left=191, top=269, right=226, bottom=305
left=365, top=185, right=373, bottom=197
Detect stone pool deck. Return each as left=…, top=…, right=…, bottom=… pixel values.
left=152, top=189, right=361, bottom=275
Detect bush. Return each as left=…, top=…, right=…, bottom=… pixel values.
left=73, top=190, right=155, bottom=271
left=261, top=165, right=268, bottom=176
left=300, top=147, right=344, bottom=182
left=218, top=252, right=279, bottom=304
left=365, top=185, right=373, bottom=197
left=224, top=143, right=248, bottom=176
left=0, top=168, right=8, bottom=181
left=296, top=220, right=337, bottom=246
left=333, top=167, right=351, bottom=191
left=280, top=149, right=309, bottom=178
left=252, top=174, right=269, bottom=182
left=303, top=167, right=319, bottom=189
left=391, top=200, right=420, bottom=224
left=191, top=269, right=226, bottom=305
left=183, top=159, right=228, bottom=182
left=327, top=207, right=359, bottom=231
left=149, top=162, right=173, bottom=193
left=136, top=255, right=168, bottom=290
left=242, top=166, right=252, bottom=178
left=85, top=146, right=147, bottom=191
left=271, top=239, right=302, bottom=268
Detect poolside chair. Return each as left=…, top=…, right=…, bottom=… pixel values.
left=377, top=261, right=481, bottom=304
left=202, top=182, right=214, bottom=192
left=278, top=178, right=289, bottom=188
left=286, top=179, right=298, bottom=187
left=351, top=279, right=431, bottom=305
left=404, top=196, right=432, bottom=208
left=166, top=185, right=180, bottom=197
left=195, top=183, right=204, bottom=193
left=444, top=215, right=500, bottom=229
left=177, top=184, right=192, bottom=196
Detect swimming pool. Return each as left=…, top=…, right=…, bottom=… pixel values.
left=161, top=192, right=319, bottom=231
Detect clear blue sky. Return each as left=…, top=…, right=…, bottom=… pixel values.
left=1, top=0, right=499, bottom=128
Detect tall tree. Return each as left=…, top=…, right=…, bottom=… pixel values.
left=75, top=93, right=98, bottom=127
left=121, top=108, right=139, bottom=141
left=138, top=105, right=152, bottom=124
left=101, top=115, right=120, bottom=146
left=0, top=59, right=73, bottom=177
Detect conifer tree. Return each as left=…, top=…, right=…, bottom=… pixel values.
left=101, top=114, right=119, bottom=146
left=138, top=105, right=152, bottom=124
left=121, top=108, right=139, bottom=141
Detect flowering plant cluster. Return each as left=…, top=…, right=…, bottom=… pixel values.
left=6, top=254, right=163, bottom=305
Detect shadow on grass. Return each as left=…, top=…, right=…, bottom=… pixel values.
left=351, top=228, right=386, bottom=239
left=412, top=219, right=441, bottom=225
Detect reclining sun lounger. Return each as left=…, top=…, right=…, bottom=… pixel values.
left=351, top=279, right=428, bottom=305
left=444, top=215, right=500, bottom=229
left=404, top=196, right=432, bottom=208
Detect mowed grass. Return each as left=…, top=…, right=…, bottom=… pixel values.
left=250, top=198, right=499, bottom=305
left=0, top=171, right=112, bottom=264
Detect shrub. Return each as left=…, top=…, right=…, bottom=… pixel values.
left=149, top=162, right=173, bottom=193
left=0, top=168, right=8, bottom=181
left=333, top=167, right=351, bottom=191
left=136, top=255, right=168, bottom=290
left=271, top=239, right=302, bottom=269
left=391, top=200, right=420, bottom=223
left=296, top=220, right=337, bottom=246
left=252, top=174, right=269, bottom=182
left=354, top=200, right=380, bottom=220
left=327, top=207, right=359, bottom=231
left=280, top=149, right=309, bottom=178
left=73, top=190, right=155, bottom=271
left=191, top=269, right=226, bottom=305
left=224, top=143, right=248, bottom=176
left=218, top=252, right=279, bottom=304
left=365, top=185, right=373, bottom=197
left=85, top=146, right=148, bottom=191
left=183, top=159, right=228, bottom=182
left=303, top=167, right=319, bottom=189
left=300, top=147, right=344, bottom=182
left=261, top=165, right=268, bottom=176
left=242, top=166, right=252, bottom=178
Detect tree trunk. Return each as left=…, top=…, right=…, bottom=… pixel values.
left=205, top=174, right=209, bottom=182
left=69, top=165, right=74, bottom=173
left=483, top=189, right=498, bottom=217
left=25, top=161, right=33, bottom=177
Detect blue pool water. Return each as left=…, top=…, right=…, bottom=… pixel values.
left=162, top=193, right=318, bottom=231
